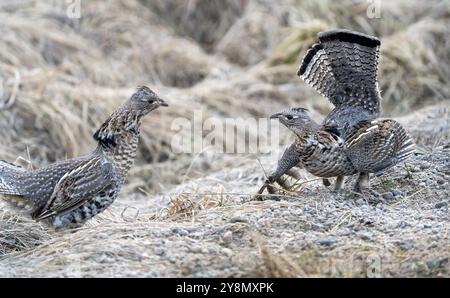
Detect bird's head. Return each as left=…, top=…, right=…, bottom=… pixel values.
left=127, top=86, right=168, bottom=117
left=270, top=108, right=317, bottom=135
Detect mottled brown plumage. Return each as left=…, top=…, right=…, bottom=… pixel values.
left=0, top=86, right=168, bottom=228
left=259, top=29, right=415, bottom=195
left=257, top=108, right=357, bottom=196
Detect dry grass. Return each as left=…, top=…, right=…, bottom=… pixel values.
left=0, top=210, right=50, bottom=256
left=0, top=0, right=449, bottom=277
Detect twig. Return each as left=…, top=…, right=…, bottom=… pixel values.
left=329, top=211, right=352, bottom=233
left=390, top=188, right=426, bottom=207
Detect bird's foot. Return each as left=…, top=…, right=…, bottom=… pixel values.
left=322, top=178, right=331, bottom=187
left=255, top=178, right=278, bottom=200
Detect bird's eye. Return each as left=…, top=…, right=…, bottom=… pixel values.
left=285, top=115, right=294, bottom=120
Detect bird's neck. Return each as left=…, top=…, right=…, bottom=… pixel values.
left=94, top=110, right=141, bottom=146
left=93, top=110, right=142, bottom=179
left=292, top=120, right=321, bottom=149
left=293, top=120, right=320, bottom=139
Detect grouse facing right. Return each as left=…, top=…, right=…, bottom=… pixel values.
left=259, top=29, right=415, bottom=195
left=0, top=86, right=168, bottom=229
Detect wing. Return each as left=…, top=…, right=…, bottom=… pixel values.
left=345, top=119, right=415, bottom=173
left=298, top=29, right=381, bottom=116
left=31, top=156, right=117, bottom=220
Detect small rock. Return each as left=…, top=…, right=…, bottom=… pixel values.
left=317, top=238, right=337, bottom=246
left=312, top=223, right=324, bottom=230
left=436, top=178, right=446, bottom=185
left=356, top=198, right=366, bottom=206
left=208, top=247, right=218, bottom=254
left=426, top=258, right=448, bottom=269
left=382, top=192, right=394, bottom=201
left=230, top=214, right=248, bottom=223
left=397, top=221, right=408, bottom=228
left=172, top=227, right=189, bottom=236
left=376, top=202, right=385, bottom=209
left=222, top=248, right=233, bottom=257
left=391, top=188, right=403, bottom=197
left=303, top=204, right=312, bottom=213
left=435, top=201, right=447, bottom=209
left=426, top=259, right=440, bottom=269
left=190, top=246, right=202, bottom=253
left=358, top=232, right=371, bottom=241
left=154, top=247, right=165, bottom=256
left=419, top=163, right=430, bottom=170
left=398, top=242, right=413, bottom=251
left=222, top=231, right=233, bottom=243
left=93, top=253, right=115, bottom=264
left=423, top=224, right=432, bottom=229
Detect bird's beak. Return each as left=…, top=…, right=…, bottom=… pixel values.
left=270, top=112, right=282, bottom=119
left=157, top=98, right=169, bottom=107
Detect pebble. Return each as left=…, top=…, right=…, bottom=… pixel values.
left=230, top=214, right=248, bottom=223
left=382, top=192, right=394, bottom=201
left=172, top=227, right=189, bottom=236
left=190, top=246, right=202, bottom=253
left=391, top=188, right=403, bottom=197
left=316, top=238, right=337, bottom=246
left=436, top=178, right=446, bottom=185
left=419, top=163, right=430, bottom=170
left=222, top=231, right=233, bottom=243
left=303, top=204, right=312, bottom=213
left=423, top=224, right=432, bottom=229
left=426, top=259, right=443, bottom=269
left=312, top=223, right=324, bottom=230
left=356, top=198, right=366, bottom=206
left=222, top=248, right=233, bottom=257
left=398, top=242, right=413, bottom=251
left=358, top=232, right=371, bottom=241
left=93, top=253, right=115, bottom=264
left=397, top=221, right=408, bottom=229
left=435, top=201, right=447, bottom=209
left=154, top=247, right=165, bottom=256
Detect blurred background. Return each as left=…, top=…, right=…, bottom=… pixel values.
left=0, top=0, right=449, bottom=278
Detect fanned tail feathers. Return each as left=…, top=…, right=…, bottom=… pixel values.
left=298, top=29, right=381, bottom=115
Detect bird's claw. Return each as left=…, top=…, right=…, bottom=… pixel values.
left=255, top=178, right=275, bottom=200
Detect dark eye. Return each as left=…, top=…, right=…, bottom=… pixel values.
left=285, top=115, right=293, bottom=120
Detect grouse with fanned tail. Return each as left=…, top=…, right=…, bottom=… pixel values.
left=259, top=29, right=415, bottom=195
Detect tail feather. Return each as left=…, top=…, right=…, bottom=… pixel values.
left=396, top=138, right=415, bottom=162
left=345, top=119, right=415, bottom=173
left=298, top=29, right=381, bottom=115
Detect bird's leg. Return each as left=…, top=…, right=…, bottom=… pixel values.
left=354, top=173, right=370, bottom=193
left=334, top=175, right=345, bottom=191
left=286, top=167, right=302, bottom=180
left=257, top=144, right=300, bottom=199
left=276, top=177, right=291, bottom=191
left=276, top=168, right=303, bottom=190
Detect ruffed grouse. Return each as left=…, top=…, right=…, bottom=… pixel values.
left=0, top=86, right=167, bottom=228
left=259, top=29, right=415, bottom=195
